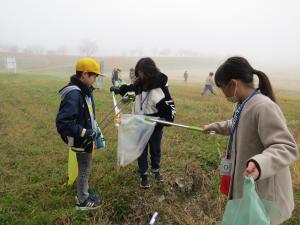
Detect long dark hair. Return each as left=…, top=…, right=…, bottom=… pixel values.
left=135, top=57, right=160, bottom=87
left=215, top=57, right=276, bottom=102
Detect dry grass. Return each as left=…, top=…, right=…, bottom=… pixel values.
left=0, top=73, right=299, bottom=225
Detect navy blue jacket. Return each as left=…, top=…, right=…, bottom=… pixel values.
left=56, top=75, right=96, bottom=152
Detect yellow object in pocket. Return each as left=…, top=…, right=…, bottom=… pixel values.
left=67, top=146, right=96, bottom=186
left=67, top=148, right=78, bottom=186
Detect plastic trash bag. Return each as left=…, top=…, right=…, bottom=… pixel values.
left=221, top=176, right=271, bottom=225
left=117, top=114, right=156, bottom=167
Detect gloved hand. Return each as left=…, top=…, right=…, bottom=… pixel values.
left=94, top=128, right=101, bottom=140
left=119, top=84, right=130, bottom=96
left=121, top=92, right=136, bottom=104
left=110, top=85, right=130, bottom=96
left=95, top=127, right=105, bottom=149
left=110, top=86, right=120, bottom=94
left=82, top=129, right=96, bottom=150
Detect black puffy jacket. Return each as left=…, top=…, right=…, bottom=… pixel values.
left=119, top=72, right=176, bottom=128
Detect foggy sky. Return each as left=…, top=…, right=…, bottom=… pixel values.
left=1, top=0, right=300, bottom=65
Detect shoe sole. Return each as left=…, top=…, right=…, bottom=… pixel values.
left=139, top=184, right=151, bottom=189
left=75, top=205, right=101, bottom=211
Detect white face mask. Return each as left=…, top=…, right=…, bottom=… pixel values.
left=226, top=85, right=238, bottom=103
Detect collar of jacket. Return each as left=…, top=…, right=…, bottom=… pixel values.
left=69, top=74, right=94, bottom=97
left=135, top=72, right=168, bottom=92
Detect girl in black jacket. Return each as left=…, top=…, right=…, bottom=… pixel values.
left=113, top=57, right=176, bottom=188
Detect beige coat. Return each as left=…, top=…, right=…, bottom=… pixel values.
left=208, top=93, right=298, bottom=224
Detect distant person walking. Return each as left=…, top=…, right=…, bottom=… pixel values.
left=129, top=67, right=136, bottom=84
left=112, top=67, right=121, bottom=85
left=95, top=75, right=105, bottom=90
left=201, top=72, right=216, bottom=96
left=95, top=61, right=105, bottom=90
left=184, top=71, right=188, bottom=82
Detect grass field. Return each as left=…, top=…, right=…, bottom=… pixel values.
left=0, top=73, right=299, bottom=225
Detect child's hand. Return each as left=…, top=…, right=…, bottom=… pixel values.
left=203, top=125, right=216, bottom=135
left=110, top=86, right=120, bottom=94
left=82, top=129, right=96, bottom=150
left=203, top=125, right=212, bottom=134
left=243, top=161, right=260, bottom=180
left=119, top=84, right=130, bottom=96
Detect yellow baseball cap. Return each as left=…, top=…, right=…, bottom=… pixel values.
left=76, top=57, right=104, bottom=76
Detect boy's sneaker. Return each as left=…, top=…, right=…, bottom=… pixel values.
left=140, top=175, right=151, bottom=189
left=75, top=191, right=102, bottom=210
left=76, top=195, right=102, bottom=210
left=87, top=190, right=101, bottom=205
left=75, top=190, right=101, bottom=206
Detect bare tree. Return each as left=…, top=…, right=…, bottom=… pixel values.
left=7, top=45, right=19, bottom=53
left=128, top=47, right=143, bottom=56
left=79, top=39, right=99, bottom=56
left=158, top=48, right=171, bottom=56
left=22, top=45, right=45, bottom=55
left=152, top=48, right=158, bottom=56
left=56, top=45, right=68, bottom=55
left=176, top=49, right=199, bottom=57
left=0, top=44, right=19, bottom=53
left=136, top=47, right=143, bottom=56
left=129, top=49, right=136, bottom=56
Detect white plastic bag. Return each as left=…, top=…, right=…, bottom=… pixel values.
left=117, top=114, right=156, bottom=166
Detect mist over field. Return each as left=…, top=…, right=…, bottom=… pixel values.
left=1, top=0, right=299, bottom=92
left=0, top=53, right=299, bottom=95
left=0, top=0, right=300, bottom=65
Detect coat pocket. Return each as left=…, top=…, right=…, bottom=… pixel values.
left=256, top=177, right=276, bottom=201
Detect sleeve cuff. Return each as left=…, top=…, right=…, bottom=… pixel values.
left=247, top=159, right=261, bottom=181
left=81, top=128, right=87, bottom=137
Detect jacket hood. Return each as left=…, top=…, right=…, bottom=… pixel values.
left=58, top=75, right=94, bottom=99
left=143, top=72, right=168, bottom=91
left=59, top=85, right=81, bottom=100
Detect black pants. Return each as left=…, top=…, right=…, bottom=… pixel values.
left=138, top=128, right=163, bottom=175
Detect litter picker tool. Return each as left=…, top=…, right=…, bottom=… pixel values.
left=144, top=117, right=204, bottom=132
left=98, top=92, right=133, bottom=131
left=112, top=92, right=121, bottom=115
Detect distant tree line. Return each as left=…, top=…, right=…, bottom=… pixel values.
left=0, top=41, right=201, bottom=57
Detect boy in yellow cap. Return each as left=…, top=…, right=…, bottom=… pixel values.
left=56, top=57, right=104, bottom=210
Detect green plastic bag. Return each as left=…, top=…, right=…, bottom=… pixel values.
left=221, top=176, right=270, bottom=225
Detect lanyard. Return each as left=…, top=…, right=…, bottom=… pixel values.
left=85, top=96, right=96, bottom=130
left=140, top=92, right=150, bottom=111
left=226, top=90, right=258, bottom=159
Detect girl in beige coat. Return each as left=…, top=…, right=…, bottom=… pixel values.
left=204, top=57, right=298, bottom=225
